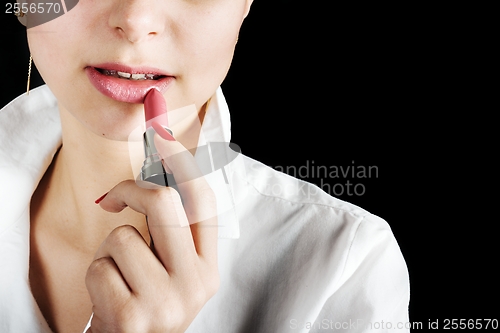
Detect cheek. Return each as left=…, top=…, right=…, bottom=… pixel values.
left=197, top=13, right=241, bottom=73
left=173, top=14, right=241, bottom=109
left=27, top=13, right=85, bottom=93
left=28, top=31, right=65, bottom=87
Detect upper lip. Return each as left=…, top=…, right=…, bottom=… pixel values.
left=87, top=62, right=174, bottom=77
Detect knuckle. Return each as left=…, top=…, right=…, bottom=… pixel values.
left=118, top=307, right=148, bottom=333
left=86, top=257, right=114, bottom=282
left=150, top=186, right=182, bottom=206
left=108, top=224, right=140, bottom=248
left=95, top=300, right=147, bottom=332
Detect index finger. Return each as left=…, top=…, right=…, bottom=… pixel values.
left=152, top=122, right=218, bottom=260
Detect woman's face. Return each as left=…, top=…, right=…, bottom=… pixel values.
left=26, top=0, right=252, bottom=140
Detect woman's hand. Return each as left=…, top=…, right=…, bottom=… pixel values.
left=85, top=128, right=219, bottom=333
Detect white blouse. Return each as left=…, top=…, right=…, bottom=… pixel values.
left=0, top=85, right=410, bottom=332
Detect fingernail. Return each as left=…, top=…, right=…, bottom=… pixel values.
left=152, top=121, right=176, bottom=141
left=95, top=192, right=108, bottom=204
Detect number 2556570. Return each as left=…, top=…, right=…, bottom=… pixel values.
left=6, top=2, right=62, bottom=15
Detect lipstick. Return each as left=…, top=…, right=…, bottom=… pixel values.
left=140, top=89, right=173, bottom=186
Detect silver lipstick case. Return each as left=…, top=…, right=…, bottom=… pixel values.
left=140, top=126, right=174, bottom=187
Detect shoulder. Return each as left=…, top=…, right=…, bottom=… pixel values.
left=0, top=85, right=58, bottom=119
left=0, top=85, right=61, bottom=235
left=238, top=155, right=389, bottom=229
left=0, top=85, right=60, bottom=164
left=234, top=154, right=406, bottom=273
left=226, top=155, right=410, bottom=327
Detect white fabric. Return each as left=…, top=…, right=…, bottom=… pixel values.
left=0, top=85, right=410, bottom=332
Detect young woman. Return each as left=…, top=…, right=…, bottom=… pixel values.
left=0, top=1, right=409, bottom=332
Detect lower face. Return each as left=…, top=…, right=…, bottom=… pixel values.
left=27, top=0, right=249, bottom=140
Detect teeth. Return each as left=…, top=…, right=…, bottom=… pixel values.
left=131, top=73, right=146, bottom=80
left=100, top=68, right=161, bottom=80
left=117, top=71, right=131, bottom=79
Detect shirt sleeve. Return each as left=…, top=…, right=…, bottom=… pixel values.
left=309, top=216, right=410, bottom=333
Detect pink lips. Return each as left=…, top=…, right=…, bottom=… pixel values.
left=85, top=64, right=174, bottom=104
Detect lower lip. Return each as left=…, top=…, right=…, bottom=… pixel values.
left=85, top=67, right=174, bottom=104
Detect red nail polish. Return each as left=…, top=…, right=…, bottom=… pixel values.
left=95, top=192, right=108, bottom=204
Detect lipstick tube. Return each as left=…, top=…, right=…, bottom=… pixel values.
left=140, top=88, right=173, bottom=187
left=140, top=127, right=173, bottom=186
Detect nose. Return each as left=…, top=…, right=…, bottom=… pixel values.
left=109, top=0, right=165, bottom=43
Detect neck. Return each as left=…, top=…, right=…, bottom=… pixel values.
left=39, top=106, right=147, bottom=254
left=31, top=100, right=207, bottom=255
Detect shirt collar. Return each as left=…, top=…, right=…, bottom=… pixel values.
left=195, top=87, right=241, bottom=239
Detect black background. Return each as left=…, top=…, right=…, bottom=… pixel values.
left=1, top=1, right=497, bottom=329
